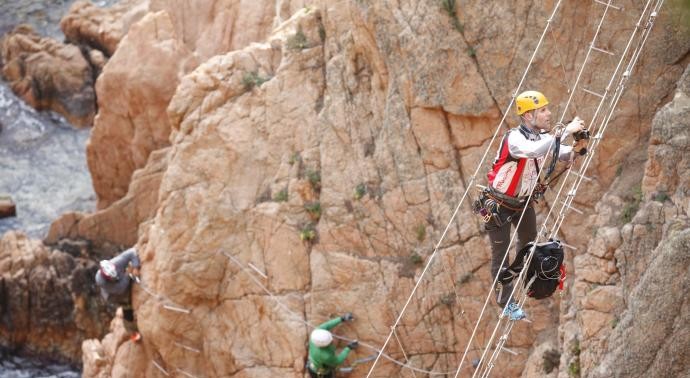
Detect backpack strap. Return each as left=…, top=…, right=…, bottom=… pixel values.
left=558, top=264, right=567, bottom=290
left=498, top=242, right=534, bottom=284
left=511, top=242, right=533, bottom=269
left=525, top=274, right=538, bottom=297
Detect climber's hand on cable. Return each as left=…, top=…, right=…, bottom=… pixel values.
left=565, top=116, right=585, bottom=136
left=573, top=129, right=591, bottom=142
left=347, top=340, right=359, bottom=350
left=572, top=138, right=588, bottom=159
left=131, top=267, right=140, bottom=281
left=341, top=312, right=354, bottom=322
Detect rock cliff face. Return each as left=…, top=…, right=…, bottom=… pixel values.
left=86, top=0, right=306, bottom=209
left=46, top=147, right=170, bottom=249
left=0, top=0, right=688, bottom=377
left=76, top=0, right=688, bottom=377
left=557, top=63, right=690, bottom=378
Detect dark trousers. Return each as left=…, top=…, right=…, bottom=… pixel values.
left=109, top=287, right=138, bottom=333
left=486, top=205, right=536, bottom=307
left=308, top=368, right=334, bottom=378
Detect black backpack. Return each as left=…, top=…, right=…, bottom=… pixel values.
left=499, top=240, right=566, bottom=299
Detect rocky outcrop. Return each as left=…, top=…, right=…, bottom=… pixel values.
left=60, top=0, right=148, bottom=57
left=589, top=227, right=689, bottom=378
left=642, top=63, right=690, bottom=216
left=45, top=147, right=169, bottom=249
left=0, top=25, right=96, bottom=127
left=0, top=196, right=15, bottom=219
left=76, top=0, right=684, bottom=376
left=1, top=0, right=687, bottom=376
left=0, top=232, right=112, bottom=363
left=81, top=309, right=132, bottom=378
left=148, top=0, right=301, bottom=62
left=0, top=0, right=148, bottom=130
left=74, top=1, right=690, bottom=377
left=557, top=64, right=690, bottom=378
left=87, top=0, right=304, bottom=209
left=86, top=10, right=193, bottom=210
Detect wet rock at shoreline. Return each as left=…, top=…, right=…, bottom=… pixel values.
left=0, top=346, right=80, bottom=378
left=0, top=231, right=113, bottom=363
left=60, top=0, right=147, bottom=57
left=0, top=196, right=16, bottom=218
left=0, top=25, right=96, bottom=127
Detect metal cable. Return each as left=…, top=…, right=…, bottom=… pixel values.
left=364, top=1, right=567, bottom=376
left=130, top=2, right=662, bottom=377
left=467, top=0, right=652, bottom=374
left=221, top=251, right=459, bottom=375
left=472, top=1, right=662, bottom=375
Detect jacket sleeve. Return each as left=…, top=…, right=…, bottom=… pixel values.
left=318, top=316, right=343, bottom=331
left=334, top=347, right=352, bottom=365
left=507, top=132, right=557, bottom=158
left=117, top=247, right=141, bottom=269
left=318, top=346, right=352, bottom=368
left=557, top=144, right=574, bottom=161
left=94, top=271, right=109, bottom=300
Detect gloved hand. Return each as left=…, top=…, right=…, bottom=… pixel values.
left=130, top=267, right=141, bottom=282
left=572, top=129, right=590, bottom=141
left=565, top=117, right=585, bottom=136
left=573, top=136, right=588, bottom=150
left=341, top=312, right=354, bottom=322
left=347, top=340, right=359, bottom=350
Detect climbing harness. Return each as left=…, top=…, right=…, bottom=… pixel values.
left=472, top=121, right=574, bottom=224
left=306, top=354, right=378, bottom=376
left=473, top=186, right=530, bottom=227
left=307, top=361, right=334, bottom=377
left=474, top=116, right=592, bottom=225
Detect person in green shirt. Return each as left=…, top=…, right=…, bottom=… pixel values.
left=307, top=313, right=359, bottom=378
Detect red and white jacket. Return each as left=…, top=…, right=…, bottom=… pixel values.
left=488, top=125, right=573, bottom=198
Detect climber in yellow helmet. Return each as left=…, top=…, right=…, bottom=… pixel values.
left=478, top=90, right=587, bottom=320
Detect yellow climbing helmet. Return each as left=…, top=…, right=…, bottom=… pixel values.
left=515, top=90, right=549, bottom=115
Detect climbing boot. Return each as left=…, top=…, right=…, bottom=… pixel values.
left=130, top=332, right=142, bottom=343
left=502, top=302, right=527, bottom=321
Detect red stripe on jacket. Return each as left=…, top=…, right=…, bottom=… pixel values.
left=506, top=158, right=526, bottom=196
left=487, top=135, right=511, bottom=186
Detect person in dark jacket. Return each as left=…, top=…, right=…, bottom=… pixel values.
left=95, top=247, right=141, bottom=341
